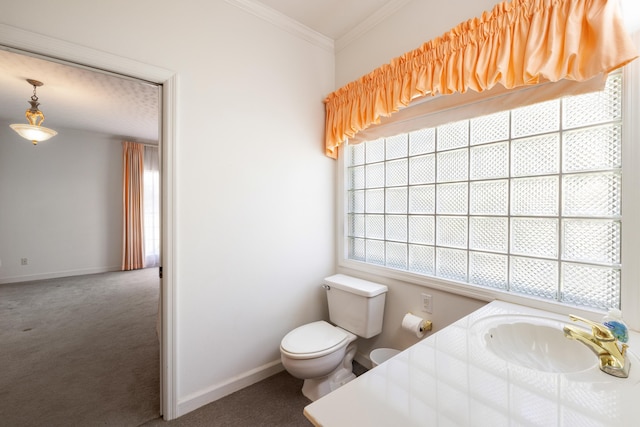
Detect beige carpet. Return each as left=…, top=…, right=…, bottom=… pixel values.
left=0, top=268, right=160, bottom=426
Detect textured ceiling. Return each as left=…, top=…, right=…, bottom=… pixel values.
left=0, top=48, right=160, bottom=143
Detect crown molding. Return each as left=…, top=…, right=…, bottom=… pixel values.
left=224, top=0, right=334, bottom=52
left=336, top=0, right=413, bottom=52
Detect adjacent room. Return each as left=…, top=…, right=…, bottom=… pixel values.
left=0, top=51, right=163, bottom=425
left=1, top=0, right=640, bottom=425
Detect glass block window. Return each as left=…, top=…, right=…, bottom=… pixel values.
left=345, top=72, right=623, bottom=311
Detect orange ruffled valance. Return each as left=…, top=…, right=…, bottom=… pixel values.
left=324, top=0, right=638, bottom=159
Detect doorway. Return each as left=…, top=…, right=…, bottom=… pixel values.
left=0, top=25, right=177, bottom=420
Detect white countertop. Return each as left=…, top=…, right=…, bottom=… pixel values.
left=304, top=301, right=640, bottom=427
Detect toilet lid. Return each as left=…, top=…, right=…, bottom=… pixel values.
left=281, top=321, right=349, bottom=355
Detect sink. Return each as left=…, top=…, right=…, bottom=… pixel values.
left=475, top=315, right=597, bottom=373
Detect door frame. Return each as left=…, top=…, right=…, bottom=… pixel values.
left=0, top=24, right=178, bottom=420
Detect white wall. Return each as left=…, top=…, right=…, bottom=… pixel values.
left=0, top=123, right=122, bottom=283
left=336, top=0, right=501, bottom=87
left=0, top=0, right=335, bottom=417
left=343, top=272, right=487, bottom=367
left=334, top=0, right=502, bottom=364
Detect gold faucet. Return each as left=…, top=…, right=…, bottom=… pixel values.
left=563, top=314, right=630, bottom=378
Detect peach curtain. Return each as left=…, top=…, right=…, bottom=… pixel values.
left=122, top=141, right=145, bottom=271
left=324, top=0, right=639, bottom=158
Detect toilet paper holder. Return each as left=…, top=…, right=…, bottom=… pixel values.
left=408, top=312, right=432, bottom=332
left=419, top=318, right=433, bottom=333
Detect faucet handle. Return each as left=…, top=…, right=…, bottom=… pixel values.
left=568, top=314, right=616, bottom=342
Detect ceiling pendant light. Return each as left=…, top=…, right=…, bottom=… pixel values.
left=10, top=79, right=58, bottom=145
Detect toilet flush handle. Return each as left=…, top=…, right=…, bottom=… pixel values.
left=322, top=284, right=331, bottom=290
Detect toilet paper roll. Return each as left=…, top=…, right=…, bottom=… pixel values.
left=402, top=312, right=431, bottom=338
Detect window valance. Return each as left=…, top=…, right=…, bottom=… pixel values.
left=324, top=0, right=638, bottom=159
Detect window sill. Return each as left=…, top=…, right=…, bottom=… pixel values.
left=337, top=257, right=607, bottom=325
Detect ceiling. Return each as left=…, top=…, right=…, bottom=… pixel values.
left=256, top=0, right=397, bottom=40
left=0, top=48, right=161, bottom=143
left=0, top=1, right=400, bottom=142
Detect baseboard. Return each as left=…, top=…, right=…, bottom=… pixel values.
left=0, top=265, right=121, bottom=284
left=176, top=359, right=284, bottom=418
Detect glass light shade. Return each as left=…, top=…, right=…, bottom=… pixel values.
left=10, top=124, right=58, bottom=145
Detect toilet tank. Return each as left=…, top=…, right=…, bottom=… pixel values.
left=324, top=274, right=388, bottom=338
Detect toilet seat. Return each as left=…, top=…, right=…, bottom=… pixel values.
left=280, top=321, right=350, bottom=360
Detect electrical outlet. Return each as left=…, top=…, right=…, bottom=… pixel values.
left=421, top=293, right=433, bottom=314
left=21, top=258, right=28, bottom=266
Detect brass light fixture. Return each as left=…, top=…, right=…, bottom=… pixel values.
left=10, top=79, right=58, bottom=145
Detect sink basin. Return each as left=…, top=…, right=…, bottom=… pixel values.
left=476, top=315, right=597, bottom=373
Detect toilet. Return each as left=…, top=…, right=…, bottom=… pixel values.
left=280, top=274, right=388, bottom=401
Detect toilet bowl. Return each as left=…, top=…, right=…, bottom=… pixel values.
left=280, top=321, right=357, bottom=401
left=280, top=274, right=388, bottom=401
